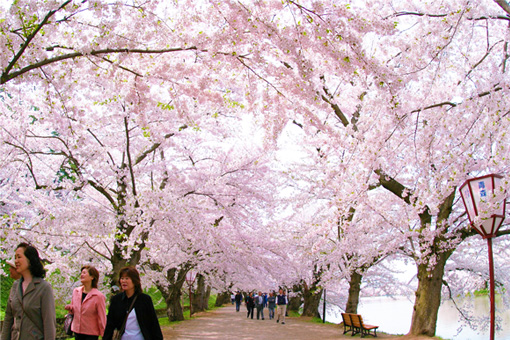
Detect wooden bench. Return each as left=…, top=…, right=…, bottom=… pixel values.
left=341, top=312, right=378, bottom=337
left=341, top=313, right=355, bottom=335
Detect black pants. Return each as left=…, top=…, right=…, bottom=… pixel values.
left=247, top=306, right=254, bottom=319
left=256, top=306, right=264, bottom=319
left=75, top=334, right=99, bottom=340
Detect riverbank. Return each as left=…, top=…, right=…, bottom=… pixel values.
left=160, top=305, right=442, bottom=339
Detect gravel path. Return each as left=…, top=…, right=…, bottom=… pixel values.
left=160, top=304, right=439, bottom=339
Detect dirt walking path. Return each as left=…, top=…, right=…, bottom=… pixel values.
left=160, top=305, right=438, bottom=339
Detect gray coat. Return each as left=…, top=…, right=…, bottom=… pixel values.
left=1, top=277, right=56, bottom=340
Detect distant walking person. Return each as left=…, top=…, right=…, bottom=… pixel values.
left=246, top=292, right=255, bottom=319
left=267, top=292, right=276, bottom=320
left=235, top=291, right=243, bottom=312
left=65, top=265, right=107, bottom=339
left=103, top=266, right=163, bottom=340
left=276, top=289, right=288, bottom=324
left=1, top=242, right=56, bottom=340
left=255, top=291, right=265, bottom=320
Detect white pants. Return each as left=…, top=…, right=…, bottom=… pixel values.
left=276, top=305, right=287, bottom=322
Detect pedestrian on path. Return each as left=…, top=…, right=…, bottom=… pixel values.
left=246, top=292, right=255, bottom=319
left=267, top=292, right=276, bottom=320
left=255, top=291, right=265, bottom=320
left=275, top=289, right=288, bottom=325
left=65, top=265, right=107, bottom=340
left=103, top=266, right=163, bottom=340
left=1, top=243, right=56, bottom=340
left=234, top=291, right=243, bottom=312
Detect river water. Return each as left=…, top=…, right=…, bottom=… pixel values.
left=322, top=295, right=510, bottom=340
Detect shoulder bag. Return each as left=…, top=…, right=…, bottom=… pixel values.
left=112, top=294, right=138, bottom=340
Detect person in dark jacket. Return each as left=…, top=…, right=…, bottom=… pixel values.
left=245, top=292, right=255, bottom=319
left=276, top=289, right=288, bottom=324
left=234, top=291, right=243, bottom=312
left=103, top=266, right=163, bottom=340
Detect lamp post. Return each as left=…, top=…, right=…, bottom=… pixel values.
left=322, top=288, right=326, bottom=323
left=459, top=174, right=507, bottom=340
left=185, top=271, right=197, bottom=317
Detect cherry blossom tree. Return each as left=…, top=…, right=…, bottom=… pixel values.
left=2, top=1, right=510, bottom=337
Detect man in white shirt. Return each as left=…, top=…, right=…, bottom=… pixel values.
left=255, top=291, right=265, bottom=320
left=276, top=289, right=288, bottom=324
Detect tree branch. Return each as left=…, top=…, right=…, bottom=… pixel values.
left=494, top=0, right=510, bottom=16
left=2, top=0, right=72, bottom=82
left=124, top=117, right=137, bottom=197
left=1, top=46, right=199, bottom=84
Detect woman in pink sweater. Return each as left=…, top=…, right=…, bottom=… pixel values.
left=65, top=265, right=107, bottom=340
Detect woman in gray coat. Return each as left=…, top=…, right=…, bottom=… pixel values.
left=1, top=243, right=56, bottom=340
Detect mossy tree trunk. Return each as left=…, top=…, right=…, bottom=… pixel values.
left=301, top=264, right=325, bottom=317
left=215, top=291, right=230, bottom=307
left=288, top=284, right=303, bottom=313
left=302, top=283, right=322, bottom=317
left=192, top=274, right=210, bottom=312
left=153, top=267, right=187, bottom=321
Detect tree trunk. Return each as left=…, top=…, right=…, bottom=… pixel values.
left=345, top=271, right=362, bottom=313
left=109, top=251, right=128, bottom=290
left=287, top=284, right=303, bottom=313
left=108, top=228, right=148, bottom=291
left=204, top=285, right=212, bottom=310
left=288, top=295, right=302, bottom=312
left=154, top=267, right=187, bottom=322
left=409, top=248, right=453, bottom=336
left=215, top=291, right=230, bottom=307
left=165, top=286, right=185, bottom=321
left=107, top=177, right=149, bottom=290
left=302, top=285, right=322, bottom=317
left=409, top=190, right=456, bottom=337
left=192, top=274, right=209, bottom=312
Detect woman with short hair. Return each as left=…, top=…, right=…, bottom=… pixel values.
left=103, top=266, right=163, bottom=340
left=1, top=242, right=56, bottom=340
left=65, top=265, right=107, bottom=339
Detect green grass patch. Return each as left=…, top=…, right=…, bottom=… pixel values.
left=208, top=294, right=218, bottom=310
left=145, top=286, right=166, bottom=310
left=309, top=316, right=335, bottom=325
left=474, top=288, right=489, bottom=296
left=287, top=309, right=301, bottom=318
left=158, top=317, right=172, bottom=327
left=156, top=293, right=218, bottom=327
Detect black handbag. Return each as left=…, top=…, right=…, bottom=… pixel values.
left=64, top=313, right=74, bottom=336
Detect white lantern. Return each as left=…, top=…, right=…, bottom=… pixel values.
left=459, top=174, right=506, bottom=238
